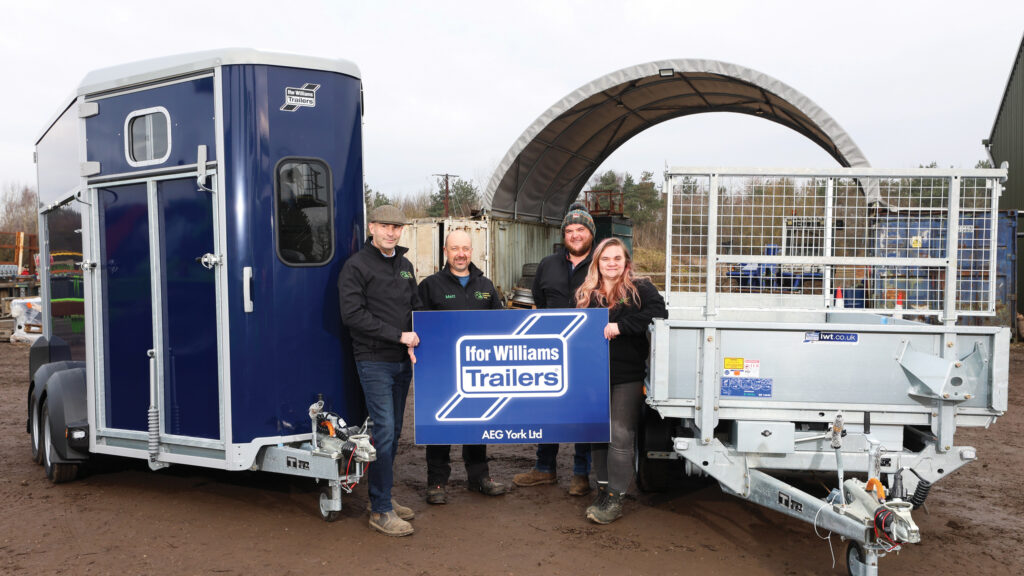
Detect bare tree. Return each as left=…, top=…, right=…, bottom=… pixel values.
left=395, top=188, right=432, bottom=220
left=0, top=182, right=38, bottom=234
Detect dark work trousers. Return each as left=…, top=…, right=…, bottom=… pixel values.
left=591, top=380, right=643, bottom=494
left=426, top=444, right=489, bottom=486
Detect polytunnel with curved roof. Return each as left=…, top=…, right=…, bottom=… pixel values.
left=483, top=59, right=870, bottom=225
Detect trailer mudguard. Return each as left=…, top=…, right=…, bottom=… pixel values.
left=29, top=335, right=71, bottom=381
left=28, top=360, right=85, bottom=434
left=41, top=367, right=89, bottom=463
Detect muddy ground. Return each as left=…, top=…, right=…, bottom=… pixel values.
left=2, top=341, right=1021, bottom=575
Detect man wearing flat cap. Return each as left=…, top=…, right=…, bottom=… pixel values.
left=512, top=201, right=596, bottom=497
left=338, top=204, right=420, bottom=536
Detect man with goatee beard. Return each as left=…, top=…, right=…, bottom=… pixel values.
left=511, top=201, right=596, bottom=498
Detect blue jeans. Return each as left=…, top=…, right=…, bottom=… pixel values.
left=356, top=360, right=412, bottom=514
left=536, top=442, right=591, bottom=476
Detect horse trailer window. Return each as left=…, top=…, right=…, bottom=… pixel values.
left=275, top=159, right=334, bottom=266
left=124, top=107, right=171, bottom=166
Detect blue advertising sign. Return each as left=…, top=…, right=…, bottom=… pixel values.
left=413, top=308, right=610, bottom=445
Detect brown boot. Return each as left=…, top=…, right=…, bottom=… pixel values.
left=569, top=474, right=592, bottom=496
left=512, top=469, right=557, bottom=487
left=366, top=498, right=415, bottom=520
left=369, top=510, right=414, bottom=536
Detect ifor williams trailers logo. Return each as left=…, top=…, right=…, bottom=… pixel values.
left=435, top=312, right=586, bottom=422
left=280, top=83, right=320, bottom=112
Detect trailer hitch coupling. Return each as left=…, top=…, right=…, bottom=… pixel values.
left=308, top=400, right=377, bottom=462
left=842, top=478, right=921, bottom=546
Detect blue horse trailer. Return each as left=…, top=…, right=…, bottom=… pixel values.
left=28, top=49, right=371, bottom=520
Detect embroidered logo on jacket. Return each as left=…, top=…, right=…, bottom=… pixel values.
left=400, top=271, right=413, bottom=279
left=475, top=291, right=490, bottom=300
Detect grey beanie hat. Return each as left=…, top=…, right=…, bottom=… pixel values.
left=369, top=204, right=408, bottom=225
left=561, top=201, right=595, bottom=237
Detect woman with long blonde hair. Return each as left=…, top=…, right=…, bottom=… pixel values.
left=575, top=237, right=666, bottom=524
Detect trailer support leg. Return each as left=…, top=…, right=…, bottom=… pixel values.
left=848, top=544, right=880, bottom=576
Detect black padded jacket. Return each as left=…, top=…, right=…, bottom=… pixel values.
left=587, top=279, right=667, bottom=385
left=338, top=238, right=421, bottom=362
left=418, top=262, right=503, bottom=311
left=531, top=247, right=594, bottom=309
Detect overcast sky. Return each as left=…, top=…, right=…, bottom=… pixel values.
left=2, top=1, right=1022, bottom=199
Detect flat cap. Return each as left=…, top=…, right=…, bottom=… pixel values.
left=369, top=204, right=408, bottom=225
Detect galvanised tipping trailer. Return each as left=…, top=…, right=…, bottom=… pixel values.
left=28, top=49, right=375, bottom=521
left=640, top=167, right=1010, bottom=575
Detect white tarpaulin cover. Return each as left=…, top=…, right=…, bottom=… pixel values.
left=10, top=297, right=43, bottom=344
left=483, top=59, right=871, bottom=224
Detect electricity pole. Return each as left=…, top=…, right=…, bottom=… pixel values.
left=432, top=173, right=458, bottom=217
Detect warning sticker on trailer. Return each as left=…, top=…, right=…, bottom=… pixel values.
left=721, top=377, right=773, bottom=398
left=744, top=360, right=760, bottom=377
left=803, top=331, right=858, bottom=344
left=723, top=359, right=760, bottom=378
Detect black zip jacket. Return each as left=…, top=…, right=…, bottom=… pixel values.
left=338, top=238, right=421, bottom=362
left=531, top=246, right=594, bottom=309
left=587, top=279, right=667, bottom=385
left=418, top=262, right=503, bottom=311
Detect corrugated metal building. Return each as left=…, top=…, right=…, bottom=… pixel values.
left=986, top=33, right=1024, bottom=315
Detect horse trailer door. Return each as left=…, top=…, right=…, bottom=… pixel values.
left=95, top=173, right=223, bottom=446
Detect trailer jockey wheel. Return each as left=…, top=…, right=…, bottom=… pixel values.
left=846, top=542, right=866, bottom=576
left=318, top=487, right=340, bottom=522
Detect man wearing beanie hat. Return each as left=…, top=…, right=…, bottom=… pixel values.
left=339, top=204, right=420, bottom=536
left=512, top=200, right=596, bottom=497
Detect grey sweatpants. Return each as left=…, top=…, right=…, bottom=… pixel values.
left=592, top=380, right=643, bottom=494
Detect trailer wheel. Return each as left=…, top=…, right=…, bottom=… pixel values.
left=30, top=396, right=44, bottom=464
left=846, top=541, right=865, bottom=576
left=635, top=406, right=682, bottom=492
left=318, top=487, right=340, bottom=522
left=42, top=400, right=78, bottom=484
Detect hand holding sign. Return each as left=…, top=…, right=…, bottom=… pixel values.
left=604, top=322, right=620, bottom=340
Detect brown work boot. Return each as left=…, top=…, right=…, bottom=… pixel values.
left=366, top=498, right=415, bottom=520
left=369, top=510, right=414, bottom=536
left=512, top=469, right=557, bottom=487
left=569, top=474, right=592, bottom=496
